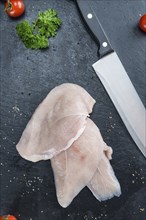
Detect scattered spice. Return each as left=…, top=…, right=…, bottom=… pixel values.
left=139, top=208, right=145, bottom=212
left=12, top=106, right=20, bottom=113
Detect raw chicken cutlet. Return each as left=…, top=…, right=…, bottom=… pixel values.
left=16, top=83, right=95, bottom=162
left=16, top=83, right=121, bottom=208
left=51, top=118, right=121, bottom=208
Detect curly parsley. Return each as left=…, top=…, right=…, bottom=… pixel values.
left=16, top=9, right=61, bottom=49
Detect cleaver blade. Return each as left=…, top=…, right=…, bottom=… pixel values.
left=76, top=0, right=146, bottom=157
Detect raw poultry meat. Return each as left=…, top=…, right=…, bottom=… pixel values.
left=87, top=153, right=121, bottom=202
left=51, top=118, right=121, bottom=208
left=16, top=83, right=95, bottom=162
left=16, top=83, right=121, bottom=207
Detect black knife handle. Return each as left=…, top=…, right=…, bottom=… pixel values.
left=76, top=0, right=114, bottom=58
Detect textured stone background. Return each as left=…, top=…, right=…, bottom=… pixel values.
left=0, top=0, right=146, bottom=220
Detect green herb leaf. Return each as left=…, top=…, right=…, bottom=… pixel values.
left=34, top=9, right=62, bottom=38
left=16, top=9, right=61, bottom=49
left=16, top=20, right=49, bottom=49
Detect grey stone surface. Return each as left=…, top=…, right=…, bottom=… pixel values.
left=0, top=0, right=146, bottom=219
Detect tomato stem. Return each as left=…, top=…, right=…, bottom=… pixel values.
left=5, top=0, right=12, bottom=11
left=3, top=215, right=9, bottom=220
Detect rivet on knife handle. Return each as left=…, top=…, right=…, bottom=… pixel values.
left=76, top=0, right=114, bottom=58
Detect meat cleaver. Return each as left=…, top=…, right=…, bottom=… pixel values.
left=76, top=0, right=146, bottom=157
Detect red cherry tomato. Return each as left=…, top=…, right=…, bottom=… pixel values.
left=5, top=0, right=25, bottom=18
left=139, top=14, right=146, bottom=32
left=0, top=215, right=17, bottom=220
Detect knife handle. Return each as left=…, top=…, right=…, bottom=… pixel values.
left=76, top=0, right=114, bottom=58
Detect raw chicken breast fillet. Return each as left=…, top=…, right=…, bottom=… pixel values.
left=16, top=83, right=121, bottom=207
left=51, top=118, right=121, bottom=208
left=16, top=83, right=95, bottom=162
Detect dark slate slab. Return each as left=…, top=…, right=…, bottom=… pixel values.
left=0, top=0, right=146, bottom=220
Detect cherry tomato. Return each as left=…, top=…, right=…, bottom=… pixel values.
left=0, top=215, right=17, bottom=220
left=139, top=14, right=146, bottom=32
left=5, top=0, right=25, bottom=18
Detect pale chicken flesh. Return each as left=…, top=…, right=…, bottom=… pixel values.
left=51, top=118, right=121, bottom=208
left=16, top=83, right=95, bottom=162
left=16, top=83, right=121, bottom=207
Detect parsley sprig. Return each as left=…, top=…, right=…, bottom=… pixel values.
left=16, top=9, right=61, bottom=49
